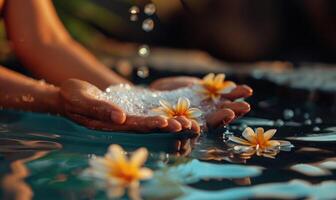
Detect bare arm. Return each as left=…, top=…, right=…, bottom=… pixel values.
left=3, top=0, right=130, bottom=90
left=0, top=66, right=61, bottom=114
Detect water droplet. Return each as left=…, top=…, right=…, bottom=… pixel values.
left=274, top=119, right=284, bottom=127
left=130, top=14, right=138, bottom=21
left=129, top=6, right=140, bottom=15
left=137, top=66, right=149, bottom=78
left=304, top=113, right=310, bottom=119
left=315, top=117, right=323, bottom=124
left=313, top=126, right=320, bottom=132
left=144, top=3, right=156, bottom=15
left=21, top=95, right=35, bottom=103
left=142, top=18, right=154, bottom=32
left=304, top=119, right=312, bottom=125
left=283, top=109, right=294, bottom=120
left=138, top=45, right=150, bottom=57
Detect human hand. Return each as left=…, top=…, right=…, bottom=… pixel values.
left=150, top=75, right=253, bottom=128
left=60, top=79, right=200, bottom=133
left=205, top=85, right=252, bottom=128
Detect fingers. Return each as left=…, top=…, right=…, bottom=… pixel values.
left=67, top=113, right=168, bottom=132
left=162, top=117, right=201, bottom=134
left=191, top=120, right=201, bottom=134
left=162, top=118, right=182, bottom=132
left=60, top=79, right=126, bottom=124
left=206, top=108, right=235, bottom=128
left=219, top=101, right=251, bottom=117
left=221, top=85, right=253, bottom=100
left=175, top=116, right=192, bottom=129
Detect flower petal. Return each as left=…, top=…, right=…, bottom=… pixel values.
left=219, top=81, right=237, bottom=94
left=229, top=136, right=251, bottom=145
left=130, top=147, right=148, bottom=167
left=106, top=144, right=126, bottom=162
left=264, top=129, right=277, bottom=141
left=176, top=97, right=190, bottom=113
left=242, top=127, right=257, bottom=143
left=107, top=185, right=125, bottom=198
left=214, top=74, right=225, bottom=85
left=186, top=108, right=203, bottom=119
left=266, top=140, right=281, bottom=148
left=203, top=73, right=215, bottom=83
left=159, top=100, right=173, bottom=111
left=256, top=127, right=265, bottom=144
left=139, top=168, right=153, bottom=179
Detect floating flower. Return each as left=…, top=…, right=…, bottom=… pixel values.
left=153, top=97, right=202, bottom=121
left=84, top=145, right=153, bottom=199
left=196, top=73, right=236, bottom=102
left=229, top=127, right=293, bottom=158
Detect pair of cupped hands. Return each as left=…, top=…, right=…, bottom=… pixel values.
left=59, top=77, right=252, bottom=134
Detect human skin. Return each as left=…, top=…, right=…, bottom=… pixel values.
left=0, top=0, right=252, bottom=133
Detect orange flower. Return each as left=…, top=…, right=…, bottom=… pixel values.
left=229, top=127, right=293, bottom=158
left=197, top=73, right=236, bottom=102
left=85, top=145, right=153, bottom=198
left=153, top=97, right=202, bottom=120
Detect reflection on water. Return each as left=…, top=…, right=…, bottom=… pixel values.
left=2, top=152, right=49, bottom=200
left=0, top=107, right=336, bottom=199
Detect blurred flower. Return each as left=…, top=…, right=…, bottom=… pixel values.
left=229, top=127, right=293, bottom=158
left=196, top=73, right=236, bottom=102
left=84, top=145, right=153, bottom=199
left=153, top=97, right=202, bottom=121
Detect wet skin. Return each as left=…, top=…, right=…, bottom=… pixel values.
left=64, top=77, right=252, bottom=133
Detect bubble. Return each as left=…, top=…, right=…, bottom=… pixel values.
left=138, top=45, right=150, bottom=57
left=129, top=6, right=140, bottom=14
left=274, top=119, right=284, bottom=127
left=130, top=14, right=138, bottom=22
left=137, top=66, right=149, bottom=78
left=283, top=109, right=294, bottom=120
left=144, top=3, right=156, bottom=15
left=315, top=117, right=323, bottom=124
left=142, top=18, right=154, bottom=32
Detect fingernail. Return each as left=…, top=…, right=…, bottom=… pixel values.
left=111, top=111, right=126, bottom=124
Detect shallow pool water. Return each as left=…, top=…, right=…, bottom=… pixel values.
left=0, top=96, right=336, bottom=199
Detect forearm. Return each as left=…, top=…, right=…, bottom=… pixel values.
left=0, top=67, right=62, bottom=114
left=4, top=0, right=130, bottom=90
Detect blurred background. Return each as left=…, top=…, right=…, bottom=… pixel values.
left=1, top=0, right=336, bottom=66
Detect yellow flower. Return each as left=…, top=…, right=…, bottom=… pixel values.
left=229, top=127, right=293, bottom=158
left=197, top=73, right=236, bottom=102
left=153, top=97, right=202, bottom=120
left=85, top=145, right=153, bottom=199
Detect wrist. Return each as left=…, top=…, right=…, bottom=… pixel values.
left=40, top=84, right=63, bottom=115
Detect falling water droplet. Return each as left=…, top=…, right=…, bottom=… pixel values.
left=137, top=66, right=149, bottom=78
left=138, top=45, right=150, bottom=57
left=142, top=18, right=154, bottom=32
left=314, top=117, right=323, bottom=124
left=304, top=113, right=310, bottom=119
left=144, top=3, right=156, bottom=15
left=130, top=14, right=138, bottom=22
left=283, top=109, right=294, bottom=120
left=129, top=6, right=140, bottom=15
